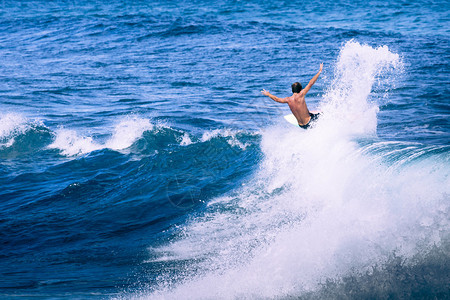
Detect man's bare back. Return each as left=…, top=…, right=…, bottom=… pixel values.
left=261, top=63, right=323, bottom=127
left=284, top=92, right=311, bottom=126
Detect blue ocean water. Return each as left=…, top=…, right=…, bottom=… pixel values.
left=0, top=0, right=449, bottom=298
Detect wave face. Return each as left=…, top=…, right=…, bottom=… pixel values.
left=1, top=0, right=449, bottom=299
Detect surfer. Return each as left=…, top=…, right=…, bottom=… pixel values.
left=261, top=63, right=323, bottom=129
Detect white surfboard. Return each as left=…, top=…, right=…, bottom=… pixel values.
left=283, top=114, right=298, bottom=126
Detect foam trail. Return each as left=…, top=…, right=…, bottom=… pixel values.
left=136, top=42, right=449, bottom=299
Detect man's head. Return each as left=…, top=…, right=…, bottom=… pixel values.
left=292, top=82, right=302, bottom=93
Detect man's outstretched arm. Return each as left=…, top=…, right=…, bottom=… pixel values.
left=261, top=89, right=288, bottom=103
left=302, top=63, right=323, bottom=95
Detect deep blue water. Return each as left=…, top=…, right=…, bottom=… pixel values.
left=0, top=0, right=449, bottom=299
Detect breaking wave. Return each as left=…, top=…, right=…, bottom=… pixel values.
left=133, top=41, right=449, bottom=299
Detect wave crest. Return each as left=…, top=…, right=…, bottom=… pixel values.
left=48, top=116, right=155, bottom=156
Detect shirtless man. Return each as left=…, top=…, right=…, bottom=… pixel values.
left=261, top=63, right=323, bottom=129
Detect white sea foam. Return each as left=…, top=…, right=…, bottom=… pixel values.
left=201, top=129, right=250, bottom=150
left=0, top=113, right=41, bottom=148
left=48, top=128, right=102, bottom=156
left=139, top=41, right=449, bottom=299
left=179, top=132, right=193, bottom=146
left=0, top=113, right=28, bottom=138
left=48, top=116, right=155, bottom=156
left=316, top=40, right=402, bottom=137
left=105, top=117, right=154, bottom=150
left=144, top=138, right=448, bottom=299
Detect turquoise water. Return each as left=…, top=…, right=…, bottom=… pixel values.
left=0, top=0, right=449, bottom=298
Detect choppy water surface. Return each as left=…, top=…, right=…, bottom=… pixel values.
left=0, top=0, right=449, bottom=299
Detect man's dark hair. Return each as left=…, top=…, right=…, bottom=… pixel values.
left=292, top=82, right=302, bottom=93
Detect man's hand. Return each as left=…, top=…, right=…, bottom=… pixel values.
left=303, top=63, right=324, bottom=94
left=261, top=89, right=287, bottom=103
left=261, top=89, right=271, bottom=96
